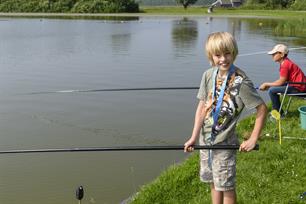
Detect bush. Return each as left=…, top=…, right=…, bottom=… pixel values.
left=71, top=0, right=106, bottom=13
left=0, top=0, right=139, bottom=13
left=290, top=0, right=306, bottom=10
left=243, top=0, right=295, bottom=9
left=49, top=0, right=76, bottom=12
left=0, top=0, right=23, bottom=12
left=241, top=1, right=267, bottom=9
left=266, top=0, right=294, bottom=8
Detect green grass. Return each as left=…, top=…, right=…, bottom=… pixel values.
left=2, top=5, right=306, bottom=21
left=141, top=6, right=306, bottom=19
left=130, top=98, right=306, bottom=203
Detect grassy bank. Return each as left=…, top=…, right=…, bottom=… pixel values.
left=141, top=6, right=306, bottom=19
left=130, top=98, right=306, bottom=203
left=1, top=7, right=306, bottom=20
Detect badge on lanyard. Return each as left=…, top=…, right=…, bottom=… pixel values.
left=211, top=64, right=235, bottom=130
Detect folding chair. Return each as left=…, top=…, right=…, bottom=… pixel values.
left=279, top=82, right=306, bottom=116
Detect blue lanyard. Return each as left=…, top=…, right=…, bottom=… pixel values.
left=211, top=64, right=235, bottom=126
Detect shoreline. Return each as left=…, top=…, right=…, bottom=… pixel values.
left=0, top=12, right=283, bottom=19
left=130, top=98, right=306, bottom=203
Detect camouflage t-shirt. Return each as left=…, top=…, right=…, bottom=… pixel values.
left=197, top=66, right=264, bottom=145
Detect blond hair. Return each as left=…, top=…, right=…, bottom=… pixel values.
left=205, top=32, right=238, bottom=66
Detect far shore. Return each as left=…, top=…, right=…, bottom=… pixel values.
left=0, top=8, right=306, bottom=18
left=0, top=12, right=283, bottom=19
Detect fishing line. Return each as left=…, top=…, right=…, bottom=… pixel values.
left=264, top=134, right=306, bottom=141
left=24, top=46, right=306, bottom=95
left=238, top=46, right=306, bottom=57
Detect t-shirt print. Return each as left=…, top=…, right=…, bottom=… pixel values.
left=211, top=72, right=244, bottom=136
left=197, top=67, right=264, bottom=145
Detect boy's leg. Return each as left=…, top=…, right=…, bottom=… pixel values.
left=268, top=86, right=299, bottom=113
left=268, top=86, right=285, bottom=112
left=210, top=184, right=236, bottom=204
left=210, top=183, right=223, bottom=204
left=200, top=138, right=238, bottom=204
left=211, top=148, right=237, bottom=203
left=200, top=150, right=222, bottom=203
left=224, top=190, right=236, bottom=204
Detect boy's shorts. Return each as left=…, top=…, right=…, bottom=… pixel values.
left=200, top=146, right=237, bottom=191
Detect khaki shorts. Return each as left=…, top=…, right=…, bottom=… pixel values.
left=200, top=147, right=236, bottom=191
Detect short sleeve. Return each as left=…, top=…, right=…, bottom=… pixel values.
left=197, top=69, right=214, bottom=101
left=279, top=60, right=289, bottom=78
left=197, top=72, right=207, bottom=101
left=239, top=77, right=264, bottom=110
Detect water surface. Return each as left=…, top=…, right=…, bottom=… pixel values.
left=0, top=16, right=305, bottom=204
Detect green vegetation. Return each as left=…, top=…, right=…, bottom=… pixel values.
left=0, top=0, right=139, bottom=13
left=243, top=0, right=306, bottom=10
left=140, top=0, right=306, bottom=10
left=290, top=0, right=306, bottom=10
left=243, top=0, right=294, bottom=9
left=176, top=0, right=199, bottom=9
left=141, top=6, right=209, bottom=14
left=241, top=18, right=306, bottom=45
left=138, top=0, right=212, bottom=6
left=139, top=0, right=306, bottom=10
left=0, top=0, right=305, bottom=14
left=130, top=98, right=306, bottom=203
left=141, top=7, right=306, bottom=18
left=1, top=0, right=306, bottom=16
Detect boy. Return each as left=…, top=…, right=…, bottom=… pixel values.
left=184, top=32, right=267, bottom=204
left=259, top=44, right=306, bottom=115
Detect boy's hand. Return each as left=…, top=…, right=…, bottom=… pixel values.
left=239, top=138, right=257, bottom=152
left=184, top=139, right=196, bottom=152
left=259, top=83, right=269, bottom=91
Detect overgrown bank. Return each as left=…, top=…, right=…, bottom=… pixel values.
left=242, top=0, right=306, bottom=10
left=130, top=98, right=306, bottom=203
left=0, top=0, right=306, bottom=14
left=0, top=0, right=139, bottom=13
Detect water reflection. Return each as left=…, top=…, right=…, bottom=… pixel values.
left=171, top=18, right=198, bottom=57
left=244, top=18, right=306, bottom=46
left=227, top=18, right=242, bottom=40
left=111, top=33, right=131, bottom=55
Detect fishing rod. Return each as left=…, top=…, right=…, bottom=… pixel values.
left=0, top=144, right=259, bottom=154
left=27, top=86, right=199, bottom=95
left=29, top=85, right=260, bottom=95
left=25, top=83, right=260, bottom=95
left=26, top=46, right=306, bottom=95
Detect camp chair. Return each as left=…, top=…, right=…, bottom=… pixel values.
left=279, top=81, right=306, bottom=116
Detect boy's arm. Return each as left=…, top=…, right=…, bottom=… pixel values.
left=239, top=103, right=267, bottom=152
left=184, top=100, right=210, bottom=152
left=259, top=76, right=287, bottom=90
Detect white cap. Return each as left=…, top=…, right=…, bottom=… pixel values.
left=268, top=44, right=289, bottom=55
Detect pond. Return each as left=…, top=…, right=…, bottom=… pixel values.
left=0, top=16, right=305, bottom=204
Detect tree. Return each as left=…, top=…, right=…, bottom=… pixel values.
left=176, top=0, right=198, bottom=9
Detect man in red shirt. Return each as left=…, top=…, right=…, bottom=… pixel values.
left=259, top=44, right=306, bottom=115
